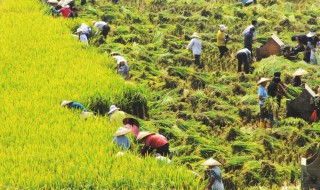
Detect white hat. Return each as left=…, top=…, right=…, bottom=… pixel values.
left=114, top=127, right=131, bottom=137
left=219, top=25, right=227, bottom=31
left=191, top=32, right=199, bottom=38
left=61, top=3, right=70, bottom=8
left=117, top=58, right=127, bottom=65
left=81, top=111, right=94, bottom=119
left=201, top=158, right=221, bottom=166
left=61, top=100, right=73, bottom=106
left=108, top=105, right=120, bottom=115
left=293, top=68, right=308, bottom=76
left=307, top=32, right=316, bottom=37
left=136, top=131, right=155, bottom=141
left=257, top=78, right=270, bottom=85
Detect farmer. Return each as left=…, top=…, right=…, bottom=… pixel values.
left=242, top=20, right=257, bottom=39
left=93, top=21, right=110, bottom=39
left=186, top=32, right=202, bottom=68
left=202, top=158, right=225, bottom=190
left=79, top=23, right=91, bottom=40
left=291, top=34, right=308, bottom=60
left=267, top=77, right=281, bottom=125
left=61, top=100, right=87, bottom=111
left=75, top=28, right=88, bottom=45
left=123, top=117, right=139, bottom=138
left=307, top=30, right=319, bottom=64
left=292, top=68, right=307, bottom=87
left=117, top=59, right=130, bottom=80
left=51, top=3, right=71, bottom=18
left=236, top=48, right=252, bottom=74
left=217, top=25, right=229, bottom=59
left=258, top=77, right=270, bottom=128
left=112, top=127, right=131, bottom=150
left=244, top=27, right=255, bottom=54
left=137, top=132, right=172, bottom=158
left=109, top=105, right=126, bottom=126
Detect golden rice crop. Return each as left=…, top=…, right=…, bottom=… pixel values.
left=0, top=0, right=202, bottom=188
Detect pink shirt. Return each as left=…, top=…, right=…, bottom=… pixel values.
left=145, top=134, right=168, bottom=148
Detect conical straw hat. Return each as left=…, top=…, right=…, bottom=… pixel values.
left=136, top=131, right=155, bottom=141
left=123, top=117, right=139, bottom=127
left=61, top=100, right=73, bottom=106
left=201, top=158, right=221, bottom=166
left=114, top=127, right=131, bottom=137
left=257, top=78, right=270, bottom=85
left=48, top=0, right=59, bottom=3
left=191, top=32, right=199, bottom=38
left=293, top=68, right=308, bottom=76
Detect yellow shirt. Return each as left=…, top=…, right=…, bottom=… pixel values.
left=217, top=30, right=225, bottom=46
left=110, top=110, right=126, bottom=126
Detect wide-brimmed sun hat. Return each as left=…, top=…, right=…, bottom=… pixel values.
left=307, top=32, right=316, bottom=37
left=81, top=111, right=94, bottom=119
left=191, top=32, right=199, bottom=38
left=201, top=158, right=222, bottom=166
left=257, top=78, right=271, bottom=85
left=76, top=28, right=85, bottom=33
left=114, top=127, right=131, bottom=137
left=136, top=131, right=155, bottom=141
left=108, top=105, right=120, bottom=115
left=293, top=68, right=308, bottom=76
left=61, top=100, right=73, bottom=106
left=61, top=3, right=70, bottom=8
left=123, top=117, right=139, bottom=127
left=219, top=25, right=227, bottom=31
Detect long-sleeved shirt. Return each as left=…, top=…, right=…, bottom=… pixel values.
left=94, top=21, right=107, bottom=31
left=68, top=102, right=86, bottom=111
left=112, top=135, right=130, bottom=150
left=244, top=32, right=253, bottom=50
left=79, top=34, right=88, bottom=45
left=186, top=38, right=202, bottom=55
left=237, top=48, right=252, bottom=62
left=110, top=110, right=126, bottom=126
left=242, top=24, right=257, bottom=38
left=293, top=76, right=301, bottom=87
left=79, top=23, right=91, bottom=35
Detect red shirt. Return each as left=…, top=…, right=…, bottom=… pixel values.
left=145, top=134, right=168, bottom=148
left=61, top=8, right=71, bottom=18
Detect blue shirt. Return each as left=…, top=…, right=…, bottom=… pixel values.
left=244, top=32, right=253, bottom=50
left=68, top=102, right=87, bottom=111
left=112, top=136, right=130, bottom=150
left=258, top=86, right=267, bottom=105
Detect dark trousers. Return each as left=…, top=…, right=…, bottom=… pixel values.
left=194, top=54, right=202, bottom=68
left=237, top=52, right=249, bottom=74
left=218, top=46, right=229, bottom=59
left=148, top=143, right=170, bottom=157
left=101, top=25, right=110, bottom=38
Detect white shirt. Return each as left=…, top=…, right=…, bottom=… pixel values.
left=242, top=24, right=257, bottom=38
left=79, top=34, right=88, bottom=45
left=94, top=21, right=107, bottom=31
left=237, top=48, right=252, bottom=62
left=186, top=38, right=202, bottom=55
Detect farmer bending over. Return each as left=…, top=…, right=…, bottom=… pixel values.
left=137, top=132, right=172, bottom=158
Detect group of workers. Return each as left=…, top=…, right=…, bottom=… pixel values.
left=257, top=68, right=320, bottom=127
left=186, top=20, right=257, bottom=74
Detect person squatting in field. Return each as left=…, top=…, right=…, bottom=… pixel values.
left=136, top=132, right=172, bottom=158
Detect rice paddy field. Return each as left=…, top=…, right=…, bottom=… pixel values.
left=1, top=0, right=320, bottom=189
